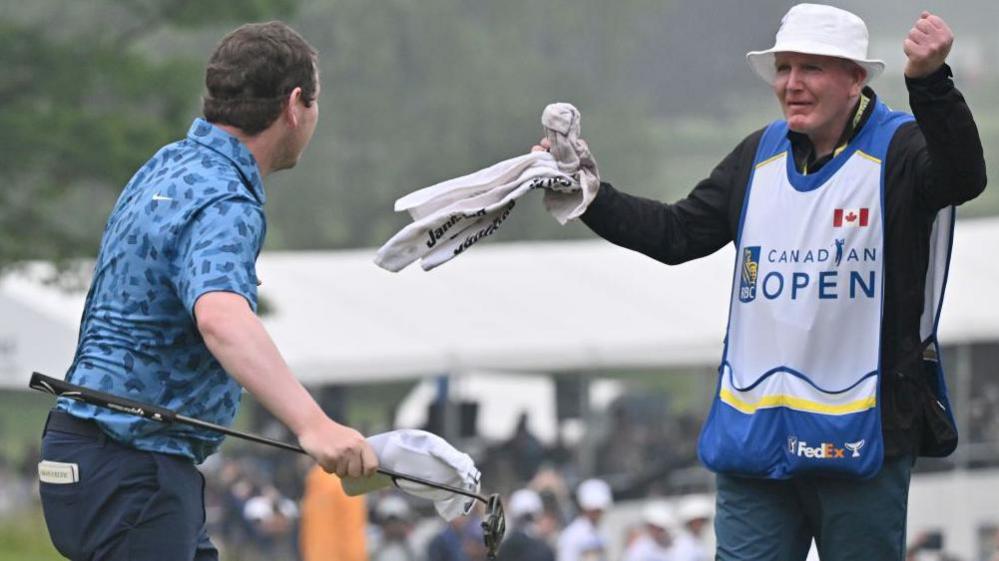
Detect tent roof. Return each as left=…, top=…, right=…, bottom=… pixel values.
left=248, top=215, right=999, bottom=382
left=256, top=239, right=733, bottom=383
left=2, top=217, right=998, bottom=388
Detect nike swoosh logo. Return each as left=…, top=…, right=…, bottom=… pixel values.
left=152, top=193, right=173, bottom=201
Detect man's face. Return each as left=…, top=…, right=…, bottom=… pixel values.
left=649, top=525, right=672, bottom=547
left=291, top=79, right=320, bottom=165
left=687, top=517, right=707, bottom=536
left=274, top=72, right=320, bottom=172
left=772, top=52, right=864, bottom=143
left=584, top=508, right=604, bottom=524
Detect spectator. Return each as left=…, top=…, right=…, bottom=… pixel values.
left=218, top=467, right=258, bottom=558
left=504, top=412, right=547, bottom=482
left=529, top=467, right=570, bottom=545
left=496, top=489, right=556, bottom=561
left=595, top=406, right=645, bottom=478
left=428, top=512, right=487, bottom=561
left=905, top=530, right=960, bottom=561
left=244, top=484, right=299, bottom=560
left=372, top=495, right=419, bottom=561
left=988, top=527, right=999, bottom=561
left=299, top=465, right=368, bottom=561
left=622, top=502, right=677, bottom=561
left=672, top=496, right=713, bottom=561
left=557, top=478, right=613, bottom=561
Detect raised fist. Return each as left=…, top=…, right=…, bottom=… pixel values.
left=903, top=11, right=953, bottom=79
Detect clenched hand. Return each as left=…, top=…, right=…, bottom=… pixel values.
left=904, top=11, right=953, bottom=79
left=298, top=417, right=379, bottom=478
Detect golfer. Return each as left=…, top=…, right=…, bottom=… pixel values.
left=36, top=21, right=377, bottom=561
left=538, top=4, right=986, bottom=560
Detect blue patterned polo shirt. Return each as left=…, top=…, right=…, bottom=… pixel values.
left=58, top=119, right=267, bottom=463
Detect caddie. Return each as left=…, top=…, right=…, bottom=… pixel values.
left=537, top=4, right=987, bottom=560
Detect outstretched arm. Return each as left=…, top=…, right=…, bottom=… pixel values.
left=570, top=130, right=762, bottom=265
left=195, top=291, right=378, bottom=478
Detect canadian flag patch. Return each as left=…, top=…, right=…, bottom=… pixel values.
left=833, top=208, right=869, bottom=227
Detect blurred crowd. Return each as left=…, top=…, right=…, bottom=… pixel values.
left=169, top=400, right=715, bottom=561
left=188, top=440, right=999, bottom=561
left=192, top=447, right=714, bottom=561
left=968, top=383, right=999, bottom=448
left=2, top=383, right=999, bottom=560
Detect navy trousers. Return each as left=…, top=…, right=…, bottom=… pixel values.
left=39, top=410, right=218, bottom=561
left=714, top=455, right=913, bottom=561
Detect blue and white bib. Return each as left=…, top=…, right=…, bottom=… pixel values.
left=698, top=101, right=953, bottom=479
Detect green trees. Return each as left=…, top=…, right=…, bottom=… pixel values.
left=0, top=0, right=298, bottom=275
left=2, top=0, right=996, bottom=278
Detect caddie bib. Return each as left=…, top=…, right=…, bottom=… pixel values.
left=698, top=101, right=954, bottom=479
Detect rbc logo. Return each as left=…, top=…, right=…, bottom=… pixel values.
left=739, top=246, right=761, bottom=303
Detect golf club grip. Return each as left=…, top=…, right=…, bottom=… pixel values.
left=30, top=372, right=177, bottom=423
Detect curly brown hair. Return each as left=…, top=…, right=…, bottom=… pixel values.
left=203, top=21, right=318, bottom=135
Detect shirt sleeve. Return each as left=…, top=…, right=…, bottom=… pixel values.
left=899, top=64, right=988, bottom=211
left=173, top=196, right=266, bottom=316
left=580, top=129, right=762, bottom=265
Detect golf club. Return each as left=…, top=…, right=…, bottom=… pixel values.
left=29, top=372, right=506, bottom=557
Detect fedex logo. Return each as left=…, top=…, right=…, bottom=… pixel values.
left=796, top=441, right=845, bottom=458
left=788, top=437, right=865, bottom=459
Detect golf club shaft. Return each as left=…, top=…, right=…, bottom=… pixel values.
left=29, top=372, right=487, bottom=503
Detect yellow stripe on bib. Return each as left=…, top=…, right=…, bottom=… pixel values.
left=754, top=152, right=787, bottom=170
left=855, top=150, right=882, bottom=165
left=719, top=389, right=877, bottom=415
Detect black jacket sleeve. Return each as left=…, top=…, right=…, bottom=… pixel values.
left=893, top=64, right=987, bottom=211
left=580, top=129, right=764, bottom=265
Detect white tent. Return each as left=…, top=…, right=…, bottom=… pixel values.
left=255, top=239, right=733, bottom=383
left=2, top=217, right=998, bottom=388
left=0, top=271, right=84, bottom=388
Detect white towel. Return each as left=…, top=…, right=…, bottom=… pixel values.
left=374, top=103, right=599, bottom=272
left=541, top=102, right=601, bottom=224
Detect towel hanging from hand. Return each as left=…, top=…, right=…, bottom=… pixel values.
left=374, top=102, right=600, bottom=272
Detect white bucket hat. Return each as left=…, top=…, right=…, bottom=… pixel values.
left=375, top=495, right=412, bottom=521
left=677, top=495, right=714, bottom=523
left=576, top=478, right=613, bottom=511
left=340, top=429, right=481, bottom=521
left=641, top=501, right=677, bottom=530
left=746, top=3, right=884, bottom=85
left=508, top=488, right=544, bottom=519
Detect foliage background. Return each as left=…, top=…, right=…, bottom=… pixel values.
left=2, top=0, right=997, bottom=277
left=1, top=1, right=997, bottom=558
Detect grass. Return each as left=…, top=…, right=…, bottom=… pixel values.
left=0, top=506, right=252, bottom=561
left=0, top=507, right=63, bottom=561
left=0, top=390, right=53, bottom=463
